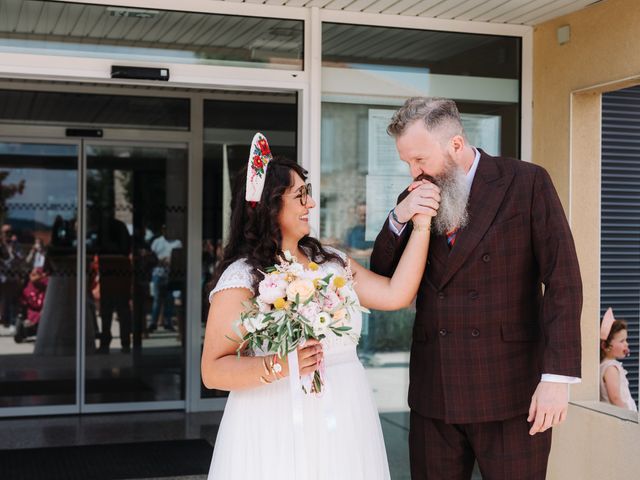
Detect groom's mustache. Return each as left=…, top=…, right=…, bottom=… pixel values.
left=414, top=173, right=438, bottom=185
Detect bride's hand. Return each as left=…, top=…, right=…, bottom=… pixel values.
left=297, top=339, right=323, bottom=376
left=281, top=339, right=323, bottom=377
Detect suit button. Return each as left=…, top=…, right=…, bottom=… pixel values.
left=482, top=253, right=491, bottom=263
left=438, top=291, right=446, bottom=300
left=439, top=329, right=448, bottom=337
left=469, top=290, right=479, bottom=300
left=471, top=328, right=480, bottom=337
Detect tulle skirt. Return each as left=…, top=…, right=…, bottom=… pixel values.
left=207, top=347, right=391, bottom=480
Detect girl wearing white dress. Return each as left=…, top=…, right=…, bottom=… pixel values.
left=600, top=308, right=638, bottom=412
left=201, top=135, right=440, bottom=480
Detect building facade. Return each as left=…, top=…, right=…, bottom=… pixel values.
left=1, top=1, right=638, bottom=479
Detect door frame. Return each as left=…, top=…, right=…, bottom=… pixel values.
left=0, top=80, right=303, bottom=416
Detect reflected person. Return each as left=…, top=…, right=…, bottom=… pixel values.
left=149, top=225, right=182, bottom=332
left=0, top=224, right=24, bottom=335
left=345, top=202, right=374, bottom=254
left=96, top=211, right=132, bottom=354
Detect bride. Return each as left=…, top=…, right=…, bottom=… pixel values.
left=201, top=133, right=440, bottom=479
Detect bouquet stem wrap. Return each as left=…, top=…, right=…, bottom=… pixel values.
left=287, top=350, right=308, bottom=476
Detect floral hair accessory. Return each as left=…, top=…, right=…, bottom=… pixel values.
left=600, top=307, right=616, bottom=340
left=245, top=132, right=273, bottom=204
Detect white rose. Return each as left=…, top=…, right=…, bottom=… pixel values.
left=254, top=313, right=268, bottom=331
left=298, top=302, right=320, bottom=322
left=258, top=274, right=287, bottom=304
left=300, top=268, right=322, bottom=282
left=257, top=298, right=272, bottom=313
left=313, top=311, right=332, bottom=335
left=286, top=279, right=316, bottom=303
left=242, top=317, right=257, bottom=333
left=288, top=262, right=304, bottom=277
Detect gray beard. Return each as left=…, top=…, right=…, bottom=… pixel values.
left=431, top=161, right=470, bottom=235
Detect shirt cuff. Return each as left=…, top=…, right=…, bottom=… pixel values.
left=388, top=212, right=407, bottom=236
left=541, top=374, right=581, bottom=384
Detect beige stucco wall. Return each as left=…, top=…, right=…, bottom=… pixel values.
left=533, top=0, right=640, bottom=478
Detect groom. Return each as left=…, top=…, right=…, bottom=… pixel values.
left=371, top=97, right=582, bottom=479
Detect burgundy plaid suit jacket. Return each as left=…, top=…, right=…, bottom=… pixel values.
left=370, top=150, right=582, bottom=424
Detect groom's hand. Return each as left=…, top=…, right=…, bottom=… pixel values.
left=527, top=381, right=569, bottom=435
left=394, top=180, right=441, bottom=224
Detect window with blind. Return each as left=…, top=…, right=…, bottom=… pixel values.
left=601, top=86, right=640, bottom=404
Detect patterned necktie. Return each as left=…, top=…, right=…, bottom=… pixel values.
left=446, top=227, right=459, bottom=248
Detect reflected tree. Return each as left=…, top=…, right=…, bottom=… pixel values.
left=0, top=171, right=25, bottom=225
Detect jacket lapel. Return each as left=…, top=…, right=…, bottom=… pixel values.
left=429, top=232, right=449, bottom=265
left=438, top=151, right=514, bottom=288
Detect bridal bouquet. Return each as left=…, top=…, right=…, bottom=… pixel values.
left=234, top=250, right=362, bottom=394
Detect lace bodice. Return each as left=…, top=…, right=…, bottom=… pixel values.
left=209, top=249, right=362, bottom=351
left=209, top=259, right=255, bottom=300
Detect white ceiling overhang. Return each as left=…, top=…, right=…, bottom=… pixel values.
left=230, top=0, right=602, bottom=25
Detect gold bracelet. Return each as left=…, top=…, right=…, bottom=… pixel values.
left=260, top=355, right=283, bottom=384
left=262, top=356, right=271, bottom=376
left=260, top=356, right=274, bottom=384
left=412, top=222, right=431, bottom=232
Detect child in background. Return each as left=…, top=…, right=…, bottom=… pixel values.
left=600, top=307, right=638, bottom=412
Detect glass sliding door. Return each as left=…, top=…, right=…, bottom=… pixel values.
left=0, top=141, right=79, bottom=411
left=0, top=86, right=193, bottom=415
left=84, top=142, right=188, bottom=407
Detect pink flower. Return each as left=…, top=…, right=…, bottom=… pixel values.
left=322, top=290, right=341, bottom=310
left=258, top=274, right=287, bottom=304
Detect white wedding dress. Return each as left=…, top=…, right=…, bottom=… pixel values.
left=207, top=249, right=391, bottom=480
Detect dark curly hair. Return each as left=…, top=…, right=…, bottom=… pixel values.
left=210, top=156, right=345, bottom=292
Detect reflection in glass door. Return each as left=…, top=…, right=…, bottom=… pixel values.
left=0, top=139, right=188, bottom=414
left=0, top=141, right=79, bottom=410
left=84, top=143, right=188, bottom=407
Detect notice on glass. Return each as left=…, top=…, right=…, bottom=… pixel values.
left=367, top=109, right=407, bottom=176
left=365, top=174, right=412, bottom=241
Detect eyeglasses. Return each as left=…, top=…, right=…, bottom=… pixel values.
left=285, top=183, right=312, bottom=206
